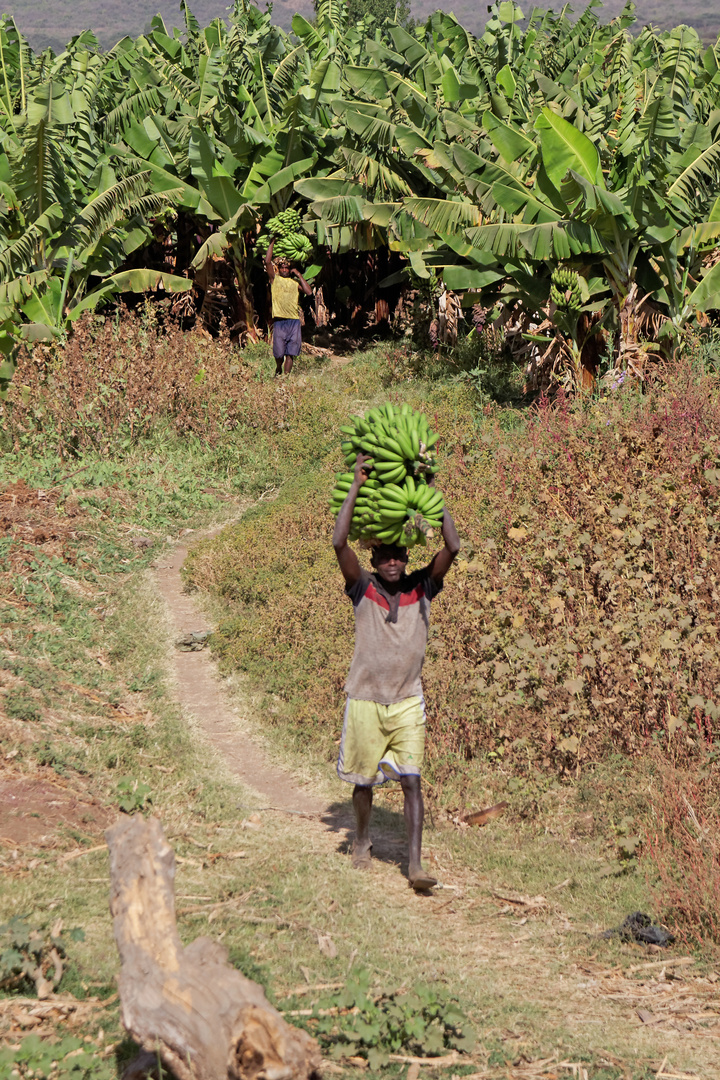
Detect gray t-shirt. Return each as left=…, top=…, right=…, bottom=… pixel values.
left=344, top=569, right=443, bottom=704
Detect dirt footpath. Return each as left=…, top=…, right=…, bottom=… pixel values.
left=155, top=538, right=323, bottom=818
left=155, top=535, right=720, bottom=1080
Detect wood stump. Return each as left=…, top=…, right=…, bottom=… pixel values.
left=107, top=815, right=322, bottom=1080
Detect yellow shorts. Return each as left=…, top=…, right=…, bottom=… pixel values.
left=337, top=696, right=426, bottom=787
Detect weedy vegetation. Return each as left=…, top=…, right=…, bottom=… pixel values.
left=1, top=320, right=720, bottom=1079
left=291, top=968, right=476, bottom=1067
left=1, top=0, right=720, bottom=1066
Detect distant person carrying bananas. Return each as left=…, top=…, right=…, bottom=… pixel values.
left=332, top=452, right=460, bottom=892
left=265, top=237, right=312, bottom=377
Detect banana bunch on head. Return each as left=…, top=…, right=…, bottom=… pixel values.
left=257, top=208, right=313, bottom=265
left=330, top=402, right=444, bottom=548
left=550, top=267, right=583, bottom=314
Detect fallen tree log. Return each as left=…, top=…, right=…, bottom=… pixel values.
left=107, top=815, right=322, bottom=1080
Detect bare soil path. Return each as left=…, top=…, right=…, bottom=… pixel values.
left=155, top=537, right=325, bottom=818
left=154, top=530, right=720, bottom=1080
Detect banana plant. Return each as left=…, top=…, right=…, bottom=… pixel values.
left=1, top=1, right=720, bottom=392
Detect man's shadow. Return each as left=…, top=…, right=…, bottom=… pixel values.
left=321, top=799, right=412, bottom=877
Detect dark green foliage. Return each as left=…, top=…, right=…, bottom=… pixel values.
left=2, top=0, right=720, bottom=398
left=0, top=917, right=85, bottom=995
left=0, top=1035, right=114, bottom=1080
left=116, top=777, right=152, bottom=813
left=293, top=968, right=475, bottom=1066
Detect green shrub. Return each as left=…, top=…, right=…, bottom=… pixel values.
left=0, top=917, right=84, bottom=996
left=116, top=777, right=152, bottom=813
left=292, top=968, right=475, bottom=1068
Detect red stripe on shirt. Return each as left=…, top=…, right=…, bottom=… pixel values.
left=365, top=581, right=425, bottom=610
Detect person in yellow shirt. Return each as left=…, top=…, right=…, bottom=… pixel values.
left=265, top=238, right=313, bottom=376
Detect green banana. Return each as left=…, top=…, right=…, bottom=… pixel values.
left=377, top=510, right=407, bottom=523
left=373, top=461, right=404, bottom=473
left=421, top=494, right=445, bottom=516
left=383, top=466, right=407, bottom=483
left=393, top=430, right=414, bottom=460
left=381, top=484, right=407, bottom=500
left=377, top=499, right=407, bottom=514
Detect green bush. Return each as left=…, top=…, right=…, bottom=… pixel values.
left=292, top=968, right=475, bottom=1068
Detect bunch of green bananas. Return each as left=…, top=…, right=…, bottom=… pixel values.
left=550, top=267, right=583, bottom=313
left=329, top=403, right=444, bottom=548
left=267, top=208, right=302, bottom=236
left=274, top=234, right=313, bottom=262
left=340, top=401, right=438, bottom=482
left=257, top=208, right=313, bottom=265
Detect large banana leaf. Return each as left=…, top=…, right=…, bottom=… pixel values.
left=535, top=107, right=602, bottom=188
left=188, top=128, right=244, bottom=220
left=469, top=219, right=604, bottom=259
left=482, top=111, right=536, bottom=162
left=442, top=265, right=503, bottom=289
left=249, top=156, right=316, bottom=205
left=295, top=178, right=365, bottom=200
left=308, top=195, right=367, bottom=225
left=688, top=261, right=720, bottom=313
left=69, top=269, right=192, bottom=319
left=668, top=140, right=720, bottom=205
left=402, top=197, right=482, bottom=234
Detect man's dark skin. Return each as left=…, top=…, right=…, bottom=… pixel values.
left=265, top=236, right=312, bottom=377
left=333, top=453, right=461, bottom=888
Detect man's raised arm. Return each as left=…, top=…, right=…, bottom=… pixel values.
left=333, top=454, right=371, bottom=587
left=265, top=237, right=276, bottom=282
left=426, top=506, right=460, bottom=586
left=292, top=268, right=313, bottom=296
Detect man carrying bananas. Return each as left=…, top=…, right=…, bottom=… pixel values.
left=265, top=237, right=313, bottom=377
left=333, top=453, right=460, bottom=892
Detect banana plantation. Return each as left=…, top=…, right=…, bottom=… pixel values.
left=1, top=0, right=720, bottom=392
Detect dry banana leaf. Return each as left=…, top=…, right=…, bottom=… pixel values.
left=462, top=801, right=508, bottom=827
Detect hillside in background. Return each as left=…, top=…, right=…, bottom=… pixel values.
left=2, top=0, right=719, bottom=53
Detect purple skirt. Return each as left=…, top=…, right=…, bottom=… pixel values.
left=272, top=318, right=302, bottom=358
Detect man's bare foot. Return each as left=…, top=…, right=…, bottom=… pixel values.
left=351, top=840, right=372, bottom=870
left=408, top=866, right=437, bottom=891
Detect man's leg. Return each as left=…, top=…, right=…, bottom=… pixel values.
left=283, top=321, right=301, bottom=375
left=273, top=328, right=283, bottom=376
left=352, top=784, right=373, bottom=869
left=399, top=774, right=437, bottom=889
